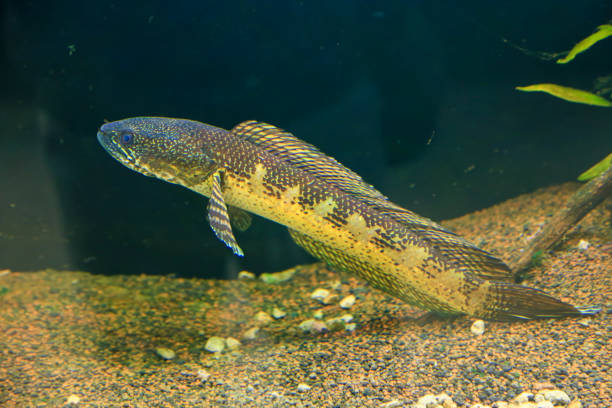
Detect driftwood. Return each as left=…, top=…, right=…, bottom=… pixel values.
left=510, top=163, right=612, bottom=275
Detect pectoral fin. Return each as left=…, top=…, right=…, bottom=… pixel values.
left=207, top=170, right=244, bottom=256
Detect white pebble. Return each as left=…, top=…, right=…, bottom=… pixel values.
left=196, top=369, right=210, bottom=381
left=297, top=383, right=311, bottom=392
left=340, top=314, right=354, bottom=323
left=311, top=288, right=330, bottom=302
left=66, top=394, right=80, bottom=404
left=254, top=311, right=273, bottom=325
left=513, top=392, right=534, bottom=403
left=538, top=389, right=571, bottom=405
left=345, top=322, right=357, bottom=332
left=339, top=294, right=356, bottom=309
left=205, top=336, right=226, bottom=353
left=576, top=239, right=590, bottom=250
left=225, top=337, right=241, bottom=350
left=471, top=319, right=485, bottom=335
left=243, top=327, right=259, bottom=340
left=155, top=347, right=176, bottom=360
left=272, top=307, right=286, bottom=319
left=237, top=270, right=255, bottom=279
left=322, top=292, right=338, bottom=305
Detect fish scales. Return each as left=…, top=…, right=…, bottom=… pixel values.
left=97, top=117, right=595, bottom=320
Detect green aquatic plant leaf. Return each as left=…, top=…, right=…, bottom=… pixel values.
left=557, top=24, right=612, bottom=64
left=578, top=152, right=612, bottom=181
left=515, top=83, right=612, bottom=107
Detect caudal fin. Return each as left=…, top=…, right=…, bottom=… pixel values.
left=483, top=283, right=599, bottom=321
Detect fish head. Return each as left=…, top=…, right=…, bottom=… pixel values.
left=97, top=117, right=217, bottom=185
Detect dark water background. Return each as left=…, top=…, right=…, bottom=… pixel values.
left=1, top=1, right=610, bottom=278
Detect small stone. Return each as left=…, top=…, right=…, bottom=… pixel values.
left=513, top=392, right=534, bottom=403
left=272, top=307, right=286, bottom=319
left=345, top=322, right=357, bottom=332
left=471, top=319, right=485, bottom=335
left=238, top=270, right=255, bottom=280
left=576, top=239, right=589, bottom=250
left=415, top=394, right=437, bottom=408
left=567, top=399, right=582, bottom=408
left=298, top=319, right=316, bottom=332
left=492, top=402, right=509, bottom=408
left=577, top=318, right=590, bottom=327
left=330, top=280, right=342, bottom=291
left=533, top=382, right=555, bottom=391
left=308, top=372, right=317, bottom=379
left=322, top=292, right=338, bottom=305
left=538, top=389, right=570, bottom=405
left=533, top=400, right=554, bottom=408
left=0, top=269, right=11, bottom=277
left=225, top=337, right=241, bottom=350
left=311, top=288, right=330, bottom=302
left=313, top=310, right=324, bottom=319
left=254, top=311, right=273, bottom=325
left=340, top=314, right=354, bottom=323
left=311, top=320, right=328, bottom=333
left=205, top=336, right=226, bottom=353
left=243, top=327, right=259, bottom=340
left=260, top=268, right=296, bottom=284
left=324, top=317, right=344, bottom=331
left=155, top=347, right=176, bottom=360
left=339, top=294, right=356, bottom=309
left=196, top=369, right=210, bottom=381
left=297, top=383, right=311, bottom=392
left=246, top=385, right=255, bottom=393
left=66, top=394, right=80, bottom=404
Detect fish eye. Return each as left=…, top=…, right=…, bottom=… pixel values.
left=119, top=131, right=134, bottom=145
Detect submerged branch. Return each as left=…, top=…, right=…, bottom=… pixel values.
left=510, top=163, right=612, bottom=275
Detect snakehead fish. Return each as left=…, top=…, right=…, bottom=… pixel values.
left=97, top=117, right=591, bottom=320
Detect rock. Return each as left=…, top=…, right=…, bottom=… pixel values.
left=66, top=394, right=80, bottom=404
left=254, top=311, right=273, bottom=325
left=155, top=347, right=176, bottom=360
left=237, top=270, right=255, bottom=280
left=243, top=327, right=259, bottom=340
left=310, top=288, right=330, bottom=302
left=260, top=268, right=296, bottom=284
left=576, top=239, right=589, bottom=250
left=297, top=383, right=311, bottom=392
left=513, top=392, right=534, bottom=403
left=271, top=307, right=286, bottom=319
left=196, top=369, right=210, bottom=381
left=567, top=399, right=582, bottom=408
left=225, top=337, right=241, bottom=350
left=339, top=294, right=356, bottom=309
left=471, top=319, right=485, bottom=335
left=313, top=310, right=324, bottom=319
left=345, top=322, right=357, bottom=332
left=414, top=392, right=455, bottom=408
left=537, top=389, right=570, bottom=405
left=533, top=382, right=555, bottom=391
left=205, top=336, right=226, bottom=353
left=340, top=314, right=354, bottom=323
left=298, top=319, right=316, bottom=332
left=322, top=292, right=338, bottom=305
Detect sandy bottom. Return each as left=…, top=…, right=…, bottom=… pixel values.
left=0, top=182, right=610, bottom=407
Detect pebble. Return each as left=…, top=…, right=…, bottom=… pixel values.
left=576, top=318, right=590, bottom=327
left=271, top=307, right=286, bottom=319
left=345, top=322, right=357, bottom=332
left=225, top=337, right=241, bottom=350
left=296, top=383, right=311, bottom=392
left=310, top=288, right=330, bottom=302
left=379, top=399, right=402, bottom=408
left=471, top=319, right=486, bottom=335
left=313, top=310, right=324, bottom=319
left=339, top=294, right=356, bottom=309
left=254, top=311, right=273, bottom=325
left=196, top=369, right=210, bottom=381
left=259, top=268, right=296, bottom=284
left=243, top=327, right=259, bottom=340
left=330, top=280, right=342, bottom=291
left=0, top=269, right=11, bottom=277
left=205, top=336, right=226, bottom=353
left=413, top=392, right=455, bottom=408
left=298, top=319, right=316, bottom=332
left=297, top=318, right=328, bottom=333
left=513, top=392, right=534, bottom=403
left=340, top=314, right=354, bottom=322
left=322, top=292, right=338, bottom=304
left=66, top=394, right=80, bottom=404
left=567, top=400, right=582, bottom=408
left=576, top=239, right=590, bottom=250
left=155, top=347, right=176, bottom=360
left=237, top=270, right=255, bottom=280
left=536, top=389, right=570, bottom=405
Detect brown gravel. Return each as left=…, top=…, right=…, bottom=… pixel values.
left=0, top=182, right=610, bottom=407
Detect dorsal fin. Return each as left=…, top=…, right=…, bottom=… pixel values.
left=232, top=120, right=513, bottom=282
left=231, top=121, right=388, bottom=201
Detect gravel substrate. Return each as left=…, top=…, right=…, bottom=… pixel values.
left=0, top=182, right=609, bottom=407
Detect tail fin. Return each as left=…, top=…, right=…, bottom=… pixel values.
left=483, top=283, right=599, bottom=321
